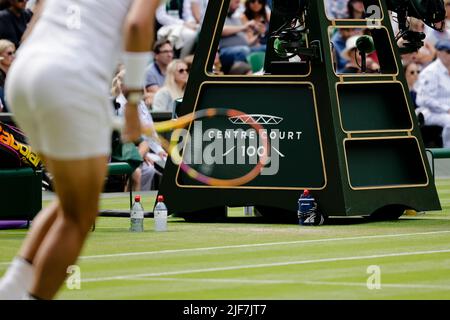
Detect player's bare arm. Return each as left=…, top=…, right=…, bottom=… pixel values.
left=122, top=0, right=159, bottom=143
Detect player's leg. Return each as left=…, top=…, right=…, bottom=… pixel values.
left=0, top=200, right=59, bottom=300
left=0, top=64, right=61, bottom=299
left=18, top=200, right=59, bottom=263
left=19, top=154, right=59, bottom=262
left=28, top=155, right=108, bottom=300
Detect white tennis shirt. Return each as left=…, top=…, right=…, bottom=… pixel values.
left=19, top=0, right=133, bottom=83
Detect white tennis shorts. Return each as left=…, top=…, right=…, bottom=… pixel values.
left=5, top=55, right=114, bottom=160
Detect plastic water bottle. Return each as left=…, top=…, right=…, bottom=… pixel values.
left=154, top=195, right=168, bottom=232
left=130, top=195, right=144, bottom=232
left=298, top=189, right=324, bottom=226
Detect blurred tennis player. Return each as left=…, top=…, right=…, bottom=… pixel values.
left=0, top=0, right=159, bottom=300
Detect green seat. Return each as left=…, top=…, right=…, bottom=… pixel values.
left=107, top=162, right=134, bottom=209
left=426, top=148, right=450, bottom=179
left=426, top=148, right=450, bottom=159
left=107, top=162, right=134, bottom=176
left=0, top=168, right=42, bottom=222
left=246, top=52, right=266, bottom=73
left=0, top=163, right=134, bottom=230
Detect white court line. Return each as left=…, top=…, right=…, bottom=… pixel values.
left=0, top=232, right=27, bottom=235
left=69, top=230, right=450, bottom=259
left=1, top=230, right=450, bottom=267
left=82, top=248, right=450, bottom=283
left=119, top=277, right=450, bottom=290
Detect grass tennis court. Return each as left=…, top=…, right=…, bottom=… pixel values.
left=1, top=181, right=450, bottom=300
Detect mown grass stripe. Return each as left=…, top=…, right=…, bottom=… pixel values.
left=82, top=248, right=450, bottom=283
left=117, top=277, right=450, bottom=290
left=2, top=230, right=448, bottom=267
left=75, top=230, right=450, bottom=261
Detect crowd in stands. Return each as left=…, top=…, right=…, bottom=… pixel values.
left=329, top=0, right=450, bottom=148
left=0, top=0, right=450, bottom=186
left=0, top=0, right=32, bottom=112
left=1, top=0, right=272, bottom=116
left=111, top=66, right=168, bottom=192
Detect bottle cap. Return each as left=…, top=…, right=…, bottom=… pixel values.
left=135, top=195, right=141, bottom=202
left=157, top=195, right=164, bottom=202
left=302, top=189, right=310, bottom=196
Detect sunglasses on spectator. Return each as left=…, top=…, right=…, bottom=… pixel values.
left=177, top=68, right=189, bottom=74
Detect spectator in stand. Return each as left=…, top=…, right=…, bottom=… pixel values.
left=144, top=39, right=174, bottom=105
left=212, top=51, right=224, bottom=75
left=445, top=0, right=450, bottom=30
left=407, top=18, right=436, bottom=67
left=402, top=51, right=420, bottom=66
left=424, top=1, right=450, bottom=47
left=424, top=0, right=450, bottom=41
left=340, top=35, right=380, bottom=73
left=228, top=61, right=253, bottom=75
left=241, top=0, right=271, bottom=47
left=25, top=0, right=35, bottom=10
left=326, top=0, right=349, bottom=19
left=183, top=54, right=194, bottom=71
left=111, top=67, right=166, bottom=191
left=415, top=39, right=450, bottom=147
left=403, top=61, right=421, bottom=108
left=156, top=1, right=198, bottom=58
left=184, top=0, right=209, bottom=25
left=183, top=0, right=194, bottom=24
left=0, top=0, right=33, bottom=47
left=340, top=36, right=363, bottom=73
left=331, top=28, right=360, bottom=73
left=219, top=0, right=265, bottom=74
left=0, top=39, right=15, bottom=112
left=347, top=0, right=365, bottom=19
left=152, top=59, right=189, bottom=113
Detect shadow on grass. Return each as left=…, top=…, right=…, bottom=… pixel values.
left=170, top=214, right=450, bottom=226
left=170, top=215, right=374, bottom=226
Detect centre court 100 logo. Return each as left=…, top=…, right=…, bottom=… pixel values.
left=169, top=114, right=303, bottom=176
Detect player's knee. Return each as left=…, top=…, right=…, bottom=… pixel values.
left=62, top=212, right=97, bottom=235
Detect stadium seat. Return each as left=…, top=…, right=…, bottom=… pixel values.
left=247, top=52, right=266, bottom=73
left=0, top=163, right=134, bottom=230
left=0, top=168, right=42, bottom=224
left=107, top=162, right=134, bottom=210
left=426, top=148, right=450, bottom=179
